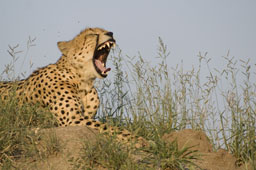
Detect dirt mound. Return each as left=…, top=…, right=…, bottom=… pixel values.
left=162, top=129, right=213, bottom=153
left=15, top=127, right=250, bottom=170
left=18, top=126, right=99, bottom=170
left=163, top=129, right=247, bottom=170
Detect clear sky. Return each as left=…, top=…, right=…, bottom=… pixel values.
left=0, top=0, right=255, bottom=77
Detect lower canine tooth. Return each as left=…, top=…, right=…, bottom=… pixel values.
left=101, top=71, right=109, bottom=75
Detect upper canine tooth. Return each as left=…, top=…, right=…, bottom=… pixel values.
left=112, top=43, right=116, bottom=48
left=106, top=42, right=110, bottom=48
left=99, top=44, right=106, bottom=50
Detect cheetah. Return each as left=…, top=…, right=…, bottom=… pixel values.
left=0, top=28, right=146, bottom=147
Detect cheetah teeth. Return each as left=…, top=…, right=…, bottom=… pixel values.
left=98, top=41, right=115, bottom=50
left=98, top=45, right=105, bottom=50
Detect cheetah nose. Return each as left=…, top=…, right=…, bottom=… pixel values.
left=105, top=32, right=113, bottom=37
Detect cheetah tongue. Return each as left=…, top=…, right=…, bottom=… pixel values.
left=95, top=59, right=111, bottom=74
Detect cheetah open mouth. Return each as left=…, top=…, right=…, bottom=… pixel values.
left=93, top=39, right=116, bottom=77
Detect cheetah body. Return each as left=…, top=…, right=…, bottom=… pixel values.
left=0, top=28, right=139, bottom=143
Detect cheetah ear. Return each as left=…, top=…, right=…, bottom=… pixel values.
left=57, top=41, right=70, bottom=55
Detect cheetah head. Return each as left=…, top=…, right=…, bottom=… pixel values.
left=57, top=28, right=116, bottom=79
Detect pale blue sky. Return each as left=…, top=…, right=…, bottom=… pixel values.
left=0, top=0, right=255, bottom=77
